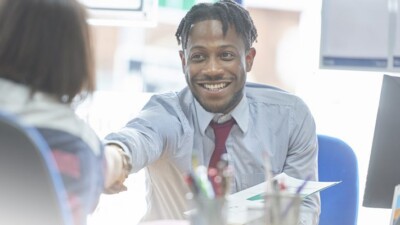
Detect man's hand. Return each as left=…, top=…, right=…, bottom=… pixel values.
left=104, top=144, right=132, bottom=194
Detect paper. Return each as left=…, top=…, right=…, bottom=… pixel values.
left=226, top=173, right=341, bottom=225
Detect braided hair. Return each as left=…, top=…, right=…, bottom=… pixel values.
left=175, top=0, right=258, bottom=51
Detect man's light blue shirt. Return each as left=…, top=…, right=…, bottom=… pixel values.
left=105, top=83, right=320, bottom=224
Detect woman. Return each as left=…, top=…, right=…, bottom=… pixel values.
left=0, top=0, right=125, bottom=224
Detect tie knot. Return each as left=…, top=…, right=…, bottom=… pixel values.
left=210, top=118, right=235, bottom=147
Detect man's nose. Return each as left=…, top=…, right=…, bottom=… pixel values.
left=203, top=57, right=224, bottom=77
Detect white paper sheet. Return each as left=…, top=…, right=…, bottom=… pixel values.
left=226, top=173, right=340, bottom=225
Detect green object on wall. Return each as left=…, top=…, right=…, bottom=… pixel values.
left=182, top=0, right=196, bottom=10
left=158, top=0, right=196, bottom=10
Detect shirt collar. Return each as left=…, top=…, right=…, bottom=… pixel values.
left=194, top=91, right=250, bottom=135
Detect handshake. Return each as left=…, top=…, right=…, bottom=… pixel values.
left=103, top=144, right=132, bottom=194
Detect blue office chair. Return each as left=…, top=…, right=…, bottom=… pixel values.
left=317, top=134, right=359, bottom=225
left=0, top=111, right=73, bottom=225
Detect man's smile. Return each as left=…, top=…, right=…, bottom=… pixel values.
left=200, top=82, right=231, bottom=91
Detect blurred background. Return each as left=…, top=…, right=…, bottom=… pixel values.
left=73, top=0, right=394, bottom=224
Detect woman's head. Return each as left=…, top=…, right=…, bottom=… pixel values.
left=0, top=0, right=94, bottom=103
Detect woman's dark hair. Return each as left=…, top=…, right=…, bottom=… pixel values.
left=0, top=0, right=94, bottom=103
left=175, top=0, right=258, bottom=51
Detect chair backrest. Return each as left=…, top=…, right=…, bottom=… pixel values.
left=0, top=111, right=73, bottom=225
left=317, top=134, right=359, bottom=225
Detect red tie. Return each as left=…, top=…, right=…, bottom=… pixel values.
left=209, top=118, right=235, bottom=168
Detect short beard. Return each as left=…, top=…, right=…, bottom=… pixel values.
left=196, top=88, right=243, bottom=114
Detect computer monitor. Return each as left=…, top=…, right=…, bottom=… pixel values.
left=363, top=74, right=400, bottom=208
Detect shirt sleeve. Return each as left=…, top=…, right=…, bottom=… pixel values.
left=104, top=95, right=186, bottom=173
left=286, top=97, right=320, bottom=225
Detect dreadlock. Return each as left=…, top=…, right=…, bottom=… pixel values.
left=175, top=0, right=258, bottom=51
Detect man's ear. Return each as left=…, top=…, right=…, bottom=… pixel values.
left=179, top=50, right=186, bottom=74
left=245, top=47, right=256, bottom=72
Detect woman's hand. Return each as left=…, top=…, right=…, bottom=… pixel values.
left=103, top=144, right=132, bottom=194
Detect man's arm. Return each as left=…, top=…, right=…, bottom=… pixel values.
left=286, top=97, right=320, bottom=225
left=102, top=95, right=185, bottom=194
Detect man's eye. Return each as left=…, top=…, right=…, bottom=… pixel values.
left=190, top=54, right=205, bottom=62
left=221, top=52, right=234, bottom=60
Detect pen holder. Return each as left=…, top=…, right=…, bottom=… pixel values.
left=264, top=193, right=301, bottom=225
left=189, top=196, right=227, bottom=225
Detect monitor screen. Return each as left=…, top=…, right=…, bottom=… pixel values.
left=363, top=74, right=400, bottom=208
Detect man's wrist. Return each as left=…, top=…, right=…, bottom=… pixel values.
left=113, top=145, right=132, bottom=176
left=104, top=144, right=132, bottom=193
left=107, top=144, right=132, bottom=177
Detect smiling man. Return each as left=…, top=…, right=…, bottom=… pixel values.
left=179, top=19, right=253, bottom=114
left=104, top=1, right=320, bottom=224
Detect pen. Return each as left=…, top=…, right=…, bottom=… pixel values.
left=264, top=152, right=274, bottom=194
left=295, top=174, right=312, bottom=195
left=195, top=165, right=215, bottom=199
left=279, top=176, right=287, bottom=192
left=208, top=167, right=223, bottom=197
left=272, top=179, right=282, bottom=224
left=216, top=153, right=229, bottom=174
left=216, top=153, right=232, bottom=196
left=192, top=154, right=199, bottom=169
left=185, top=173, right=199, bottom=195
left=281, top=174, right=312, bottom=218
left=221, top=165, right=233, bottom=196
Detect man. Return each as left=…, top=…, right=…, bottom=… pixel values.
left=104, top=1, right=320, bottom=224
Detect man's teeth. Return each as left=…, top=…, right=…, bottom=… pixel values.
left=203, top=83, right=227, bottom=90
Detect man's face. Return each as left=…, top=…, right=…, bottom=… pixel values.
left=179, top=20, right=256, bottom=114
